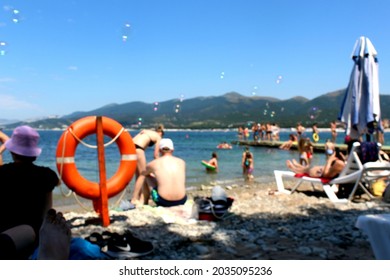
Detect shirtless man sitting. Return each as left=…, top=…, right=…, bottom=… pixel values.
left=130, top=138, right=187, bottom=207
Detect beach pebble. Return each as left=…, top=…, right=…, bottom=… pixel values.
left=62, top=181, right=389, bottom=260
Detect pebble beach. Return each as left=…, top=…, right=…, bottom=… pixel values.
left=61, top=180, right=390, bottom=260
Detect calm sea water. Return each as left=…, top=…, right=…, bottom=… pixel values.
left=2, top=128, right=388, bottom=206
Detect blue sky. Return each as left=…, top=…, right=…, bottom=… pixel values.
left=1, top=0, right=390, bottom=120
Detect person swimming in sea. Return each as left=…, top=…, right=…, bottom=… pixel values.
left=206, top=152, right=219, bottom=172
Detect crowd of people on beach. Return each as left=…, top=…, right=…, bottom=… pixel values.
left=278, top=121, right=340, bottom=151
left=236, top=119, right=388, bottom=195
left=0, top=117, right=387, bottom=260
left=282, top=121, right=390, bottom=199
left=237, top=123, right=281, bottom=142
left=1, top=122, right=260, bottom=260
left=246, top=119, right=387, bottom=151
left=236, top=120, right=346, bottom=153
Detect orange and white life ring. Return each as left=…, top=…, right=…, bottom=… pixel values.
left=56, top=116, right=137, bottom=200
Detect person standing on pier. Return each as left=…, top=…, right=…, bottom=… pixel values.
left=330, top=121, right=337, bottom=143
left=311, top=123, right=319, bottom=143
left=296, top=122, right=305, bottom=140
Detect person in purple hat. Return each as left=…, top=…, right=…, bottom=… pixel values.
left=0, top=125, right=60, bottom=259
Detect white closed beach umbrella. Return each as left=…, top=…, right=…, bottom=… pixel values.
left=339, top=36, right=382, bottom=138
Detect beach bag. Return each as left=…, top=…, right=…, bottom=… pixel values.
left=371, top=178, right=387, bottom=197
left=194, top=196, right=234, bottom=221
left=359, top=142, right=379, bottom=164
left=194, top=186, right=234, bottom=221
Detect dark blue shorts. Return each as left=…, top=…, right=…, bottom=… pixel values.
left=151, top=188, right=187, bottom=207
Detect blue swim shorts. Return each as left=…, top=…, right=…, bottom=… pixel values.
left=151, top=188, right=187, bottom=207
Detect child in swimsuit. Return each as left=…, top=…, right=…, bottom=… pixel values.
left=206, top=152, right=218, bottom=172
left=243, top=152, right=254, bottom=181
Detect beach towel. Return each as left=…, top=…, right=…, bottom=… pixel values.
left=294, top=173, right=332, bottom=184
left=143, top=200, right=197, bottom=224
left=30, top=237, right=112, bottom=260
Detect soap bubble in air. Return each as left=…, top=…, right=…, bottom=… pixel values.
left=122, top=22, right=131, bottom=42
left=276, top=75, right=283, bottom=84
left=251, top=85, right=258, bottom=96
left=174, top=104, right=181, bottom=113
left=153, top=102, right=159, bottom=112
left=308, top=106, right=321, bottom=120
left=12, top=9, right=20, bottom=23
left=0, top=41, right=7, bottom=56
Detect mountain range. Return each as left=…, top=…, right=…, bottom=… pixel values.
left=3, top=89, right=390, bottom=129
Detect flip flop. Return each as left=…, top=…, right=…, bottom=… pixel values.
left=119, top=200, right=136, bottom=211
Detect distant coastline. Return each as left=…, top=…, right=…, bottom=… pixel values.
left=3, top=126, right=390, bottom=134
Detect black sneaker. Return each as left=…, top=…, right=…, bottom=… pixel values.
left=85, top=232, right=107, bottom=247
left=101, top=231, right=154, bottom=259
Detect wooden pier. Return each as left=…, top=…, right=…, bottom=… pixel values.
left=231, top=140, right=390, bottom=154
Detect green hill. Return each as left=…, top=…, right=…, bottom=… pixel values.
left=5, top=89, right=390, bottom=129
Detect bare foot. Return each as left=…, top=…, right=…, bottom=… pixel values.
left=286, top=160, right=298, bottom=171
left=37, top=209, right=71, bottom=260
left=130, top=199, right=144, bottom=207
left=286, top=160, right=304, bottom=174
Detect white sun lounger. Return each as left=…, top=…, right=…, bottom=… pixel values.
left=274, top=142, right=364, bottom=203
